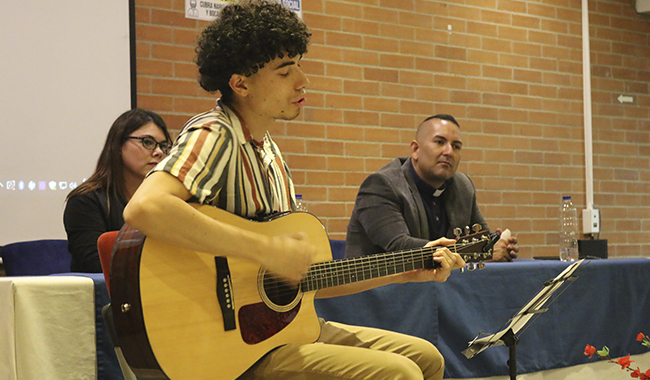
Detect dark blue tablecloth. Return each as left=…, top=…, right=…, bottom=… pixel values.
left=314, top=258, right=650, bottom=378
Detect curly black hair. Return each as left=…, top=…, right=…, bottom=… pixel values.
left=196, top=0, right=311, bottom=103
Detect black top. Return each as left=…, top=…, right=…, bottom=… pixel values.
left=63, top=188, right=126, bottom=272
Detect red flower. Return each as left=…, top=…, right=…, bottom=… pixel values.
left=584, top=344, right=596, bottom=358
left=632, top=368, right=642, bottom=378
left=617, top=354, right=634, bottom=369
left=638, top=333, right=645, bottom=342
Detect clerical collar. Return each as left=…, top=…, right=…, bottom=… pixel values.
left=408, top=159, right=446, bottom=198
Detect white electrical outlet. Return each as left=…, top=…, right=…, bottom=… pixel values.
left=582, top=209, right=600, bottom=234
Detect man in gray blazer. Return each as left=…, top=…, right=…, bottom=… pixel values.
left=345, top=114, right=518, bottom=261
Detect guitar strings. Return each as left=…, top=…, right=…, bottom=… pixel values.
left=262, top=245, right=445, bottom=297
left=261, top=236, right=494, bottom=298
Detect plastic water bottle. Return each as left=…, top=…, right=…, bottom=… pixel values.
left=295, top=194, right=308, bottom=212
left=559, top=196, right=579, bottom=261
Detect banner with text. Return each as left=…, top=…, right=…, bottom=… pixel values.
left=185, top=0, right=302, bottom=21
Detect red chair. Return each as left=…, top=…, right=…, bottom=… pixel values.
left=97, top=231, right=119, bottom=296
left=97, top=230, right=137, bottom=380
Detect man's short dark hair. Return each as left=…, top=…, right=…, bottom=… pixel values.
left=416, top=114, right=460, bottom=139
left=421, top=114, right=460, bottom=128
left=195, top=0, right=311, bottom=104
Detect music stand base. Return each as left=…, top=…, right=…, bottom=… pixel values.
left=502, top=329, right=519, bottom=380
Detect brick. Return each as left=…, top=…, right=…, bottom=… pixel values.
left=342, top=18, right=380, bottom=35
left=380, top=0, right=415, bottom=11
left=326, top=94, right=363, bottom=110
left=398, top=10, right=432, bottom=28
left=138, top=94, right=174, bottom=111
left=498, top=25, right=529, bottom=42
left=363, top=36, right=399, bottom=53
left=364, top=67, right=399, bottom=83
left=137, top=24, right=174, bottom=43
left=341, top=50, right=379, bottom=66
left=364, top=97, right=399, bottom=112
left=131, top=0, right=650, bottom=248
left=364, top=126, right=403, bottom=142
left=151, top=43, right=195, bottom=61
left=380, top=53, right=415, bottom=69
left=151, top=8, right=195, bottom=28
left=400, top=100, right=435, bottom=115
left=326, top=31, right=363, bottom=48
left=363, top=5, right=397, bottom=23
left=380, top=83, right=416, bottom=99
left=379, top=23, right=415, bottom=40
left=138, top=58, right=174, bottom=77
left=325, top=1, right=363, bottom=18
left=306, top=171, right=345, bottom=186
left=344, top=110, right=380, bottom=126
left=151, top=78, right=199, bottom=96
left=328, top=156, right=365, bottom=171
left=309, top=76, right=343, bottom=93
left=326, top=55, right=366, bottom=78
left=306, top=140, right=345, bottom=155
left=305, top=13, right=342, bottom=31
left=345, top=141, right=382, bottom=157
left=326, top=125, right=362, bottom=142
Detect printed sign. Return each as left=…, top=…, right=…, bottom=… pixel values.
left=185, top=0, right=302, bottom=21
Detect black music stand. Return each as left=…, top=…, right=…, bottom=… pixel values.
left=462, top=259, right=585, bottom=380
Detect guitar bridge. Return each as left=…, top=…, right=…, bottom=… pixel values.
left=215, top=256, right=236, bottom=331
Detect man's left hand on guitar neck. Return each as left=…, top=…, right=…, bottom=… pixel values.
left=402, top=237, right=466, bottom=283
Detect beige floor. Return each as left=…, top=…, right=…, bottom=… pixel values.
left=448, top=351, right=650, bottom=380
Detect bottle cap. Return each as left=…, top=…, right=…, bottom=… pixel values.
left=296, top=194, right=302, bottom=200
left=563, top=195, right=571, bottom=200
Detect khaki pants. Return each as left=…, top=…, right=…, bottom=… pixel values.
left=238, top=320, right=444, bottom=380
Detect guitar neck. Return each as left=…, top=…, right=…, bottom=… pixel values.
left=301, top=245, right=471, bottom=292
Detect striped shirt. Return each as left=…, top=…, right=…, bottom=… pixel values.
left=152, top=101, right=296, bottom=218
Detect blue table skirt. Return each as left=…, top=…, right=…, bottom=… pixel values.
left=54, top=273, right=124, bottom=380
left=314, top=258, right=650, bottom=378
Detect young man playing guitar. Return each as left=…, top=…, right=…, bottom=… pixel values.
left=123, top=1, right=465, bottom=379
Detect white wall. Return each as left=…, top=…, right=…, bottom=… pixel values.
left=0, top=1, right=132, bottom=245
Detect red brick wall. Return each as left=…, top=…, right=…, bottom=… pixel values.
left=135, top=0, right=650, bottom=258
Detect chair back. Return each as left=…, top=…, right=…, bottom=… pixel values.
left=97, top=231, right=119, bottom=296
left=1, top=239, right=71, bottom=276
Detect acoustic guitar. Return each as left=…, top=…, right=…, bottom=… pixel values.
left=110, top=204, right=498, bottom=380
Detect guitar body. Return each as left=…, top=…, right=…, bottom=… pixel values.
left=110, top=205, right=332, bottom=380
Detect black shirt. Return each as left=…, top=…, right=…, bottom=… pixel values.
left=63, top=188, right=126, bottom=272
left=408, top=160, right=448, bottom=240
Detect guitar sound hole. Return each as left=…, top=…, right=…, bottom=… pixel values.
left=262, top=273, right=300, bottom=309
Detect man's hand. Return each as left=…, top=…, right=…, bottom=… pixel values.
left=491, top=228, right=518, bottom=262
left=401, top=237, right=466, bottom=283
left=261, top=232, right=317, bottom=284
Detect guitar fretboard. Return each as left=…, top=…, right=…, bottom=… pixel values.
left=301, top=244, right=489, bottom=292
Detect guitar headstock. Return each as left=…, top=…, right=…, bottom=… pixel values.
left=453, top=224, right=500, bottom=271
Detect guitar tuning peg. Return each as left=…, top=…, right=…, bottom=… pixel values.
left=465, top=226, right=470, bottom=236
left=467, top=262, right=476, bottom=271
left=478, top=262, right=485, bottom=270
left=454, top=227, right=462, bottom=239
left=472, top=224, right=481, bottom=233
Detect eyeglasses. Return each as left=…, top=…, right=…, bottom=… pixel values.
left=126, top=135, right=171, bottom=155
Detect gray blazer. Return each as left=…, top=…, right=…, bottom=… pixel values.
left=345, top=157, right=487, bottom=258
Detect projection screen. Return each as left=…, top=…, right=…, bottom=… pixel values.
left=0, top=0, right=134, bottom=245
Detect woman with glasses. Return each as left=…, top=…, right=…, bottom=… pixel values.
left=63, top=109, right=172, bottom=273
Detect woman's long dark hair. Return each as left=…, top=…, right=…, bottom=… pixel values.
left=66, top=109, right=170, bottom=203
